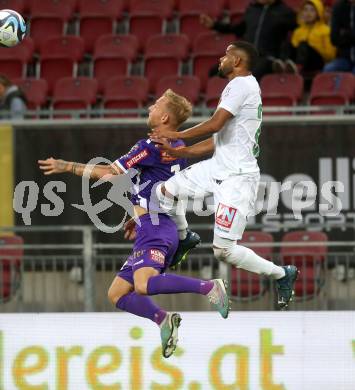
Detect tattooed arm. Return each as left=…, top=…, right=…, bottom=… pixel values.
left=38, top=158, right=123, bottom=180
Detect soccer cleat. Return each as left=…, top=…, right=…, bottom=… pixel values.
left=276, top=265, right=299, bottom=309
left=169, top=229, right=201, bottom=268
left=207, top=279, right=230, bottom=319
left=160, top=312, right=182, bottom=358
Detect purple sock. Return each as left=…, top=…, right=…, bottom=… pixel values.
left=147, top=273, right=214, bottom=296
left=116, top=292, right=166, bottom=325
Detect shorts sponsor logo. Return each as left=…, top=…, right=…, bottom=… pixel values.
left=216, top=203, right=237, bottom=229
left=149, top=249, right=165, bottom=265
left=126, top=149, right=149, bottom=168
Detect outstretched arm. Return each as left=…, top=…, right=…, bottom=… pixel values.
left=152, top=137, right=214, bottom=158
left=150, top=108, right=233, bottom=140
left=38, top=158, right=123, bottom=180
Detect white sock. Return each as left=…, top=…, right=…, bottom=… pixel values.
left=230, top=245, right=285, bottom=279
left=213, top=237, right=285, bottom=279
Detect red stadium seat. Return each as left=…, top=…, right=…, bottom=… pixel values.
left=0, top=37, right=34, bottom=79
left=310, top=72, right=354, bottom=107
left=260, top=74, right=304, bottom=109
left=30, top=17, right=67, bottom=52
left=205, top=76, right=228, bottom=107
left=280, top=231, right=327, bottom=298
left=29, top=0, right=76, bottom=17
left=0, top=0, right=25, bottom=13
left=144, top=34, right=189, bottom=92
left=29, top=0, right=75, bottom=51
left=0, top=235, right=23, bottom=303
left=178, top=0, right=224, bottom=42
left=103, top=76, right=149, bottom=117
left=13, top=78, right=48, bottom=110
left=156, top=75, right=201, bottom=103
left=39, top=36, right=85, bottom=93
left=231, top=231, right=273, bottom=299
left=53, top=77, right=98, bottom=117
left=128, top=1, right=174, bottom=49
left=93, top=34, right=139, bottom=92
left=192, top=32, right=234, bottom=90
left=78, top=0, right=125, bottom=52
left=284, top=0, right=302, bottom=11
left=193, top=31, right=235, bottom=54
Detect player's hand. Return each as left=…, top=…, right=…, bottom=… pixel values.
left=150, top=137, right=180, bottom=156
left=200, top=14, right=214, bottom=29
left=124, top=217, right=136, bottom=240
left=148, top=128, right=180, bottom=140
left=38, top=158, right=69, bottom=175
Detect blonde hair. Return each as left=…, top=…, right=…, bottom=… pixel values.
left=163, top=89, right=193, bottom=128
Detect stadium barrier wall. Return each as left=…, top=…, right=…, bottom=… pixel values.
left=9, top=116, right=355, bottom=241
left=0, top=312, right=354, bottom=390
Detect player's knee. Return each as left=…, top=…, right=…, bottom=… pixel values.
left=156, top=183, right=164, bottom=200
left=213, top=246, right=228, bottom=262
left=134, top=281, right=148, bottom=295
left=107, top=286, right=122, bottom=306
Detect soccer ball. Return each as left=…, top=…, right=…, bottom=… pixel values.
left=0, top=9, right=26, bottom=48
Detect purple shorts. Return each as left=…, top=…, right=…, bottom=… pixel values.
left=118, top=213, right=178, bottom=285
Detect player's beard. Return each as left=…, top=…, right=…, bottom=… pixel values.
left=217, top=64, right=229, bottom=78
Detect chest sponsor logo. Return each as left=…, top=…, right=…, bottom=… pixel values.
left=149, top=249, right=165, bottom=265
left=216, top=203, right=237, bottom=229
left=126, top=149, right=149, bottom=168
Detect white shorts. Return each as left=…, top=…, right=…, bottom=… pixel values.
left=164, top=159, right=260, bottom=240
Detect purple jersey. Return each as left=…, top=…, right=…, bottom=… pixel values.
left=112, top=138, right=187, bottom=209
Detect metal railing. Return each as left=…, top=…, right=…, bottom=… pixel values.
left=1, top=225, right=355, bottom=312
left=1, top=104, right=355, bottom=121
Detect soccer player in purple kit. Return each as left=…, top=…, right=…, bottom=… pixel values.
left=38, top=90, right=230, bottom=358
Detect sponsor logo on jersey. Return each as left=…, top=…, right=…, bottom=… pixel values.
left=216, top=203, right=237, bottom=229
left=126, top=149, right=149, bottom=168
left=149, top=249, right=165, bottom=265
left=160, top=146, right=184, bottom=163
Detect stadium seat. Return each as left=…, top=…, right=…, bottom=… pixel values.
left=0, top=0, right=25, bottom=13
left=103, top=76, right=149, bottom=117
left=129, top=0, right=175, bottom=49
left=39, top=36, right=85, bottom=93
left=13, top=78, right=48, bottom=110
left=260, top=74, right=304, bottom=109
left=78, top=0, right=125, bottom=52
left=29, top=0, right=75, bottom=51
left=284, top=0, right=303, bottom=11
left=0, top=235, right=23, bottom=303
left=310, top=72, right=354, bottom=107
left=93, top=34, right=139, bottom=92
left=227, top=0, right=250, bottom=23
left=205, top=76, right=228, bottom=107
left=53, top=77, right=98, bottom=117
left=156, top=75, right=201, bottom=103
left=178, top=0, right=224, bottom=42
left=231, top=231, right=273, bottom=299
left=280, top=231, right=328, bottom=299
left=29, top=0, right=76, bottom=16
left=192, top=32, right=235, bottom=90
left=0, top=37, right=34, bottom=79
left=144, top=34, right=189, bottom=92
left=30, top=17, right=67, bottom=52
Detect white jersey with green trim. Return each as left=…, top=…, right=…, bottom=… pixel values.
left=212, top=74, right=262, bottom=179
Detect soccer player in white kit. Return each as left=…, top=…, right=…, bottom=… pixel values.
left=151, top=41, right=299, bottom=309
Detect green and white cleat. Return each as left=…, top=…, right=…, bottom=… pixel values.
left=160, top=312, right=182, bottom=358
left=207, top=279, right=231, bottom=319
left=276, top=265, right=299, bottom=310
